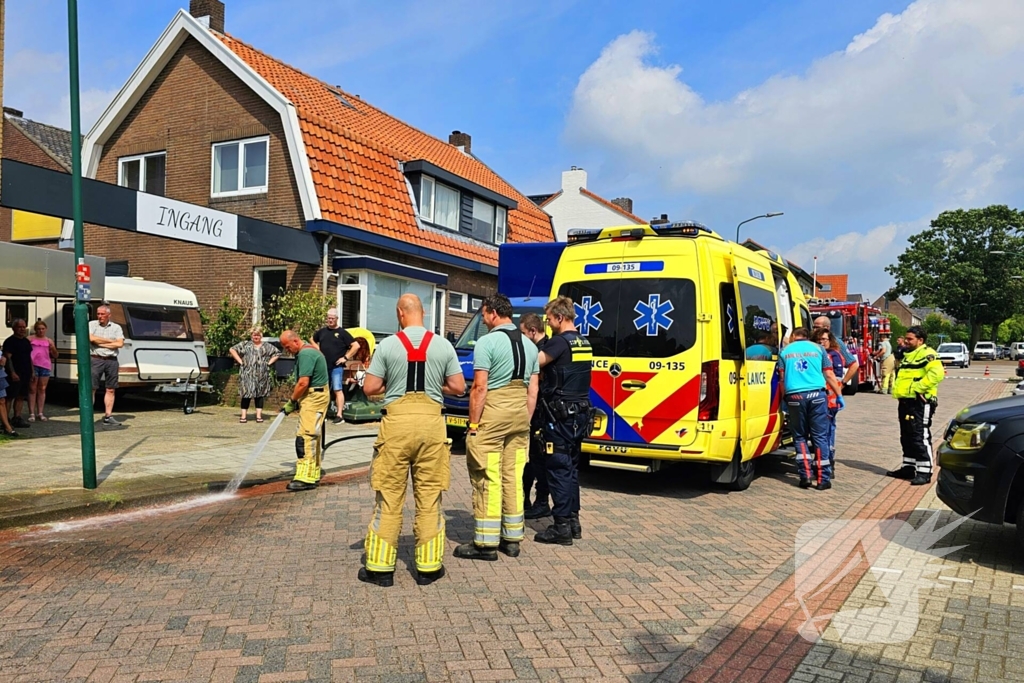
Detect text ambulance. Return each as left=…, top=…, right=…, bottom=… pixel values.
left=551, top=222, right=812, bottom=490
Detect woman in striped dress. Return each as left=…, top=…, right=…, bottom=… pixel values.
left=230, top=328, right=280, bottom=423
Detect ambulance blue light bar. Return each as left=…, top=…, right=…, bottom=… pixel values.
left=567, top=228, right=606, bottom=244
left=651, top=221, right=711, bottom=237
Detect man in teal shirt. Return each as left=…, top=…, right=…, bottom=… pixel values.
left=455, top=294, right=540, bottom=561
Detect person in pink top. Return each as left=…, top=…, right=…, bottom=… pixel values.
left=28, top=320, right=57, bottom=422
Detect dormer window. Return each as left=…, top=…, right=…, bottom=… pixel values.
left=471, top=198, right=506, bottom=245
left=419, top=175, right=460, bottom=230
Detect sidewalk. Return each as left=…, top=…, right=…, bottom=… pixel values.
left=0, top=394, right=377, bottom=529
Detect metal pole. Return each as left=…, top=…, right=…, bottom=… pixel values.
left=68, top=0, right=97, bottom=489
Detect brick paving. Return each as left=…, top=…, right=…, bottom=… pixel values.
left=0, top=379, right=1012, bottom=682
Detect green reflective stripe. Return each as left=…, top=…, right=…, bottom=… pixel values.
left=485, top=452, right=502, bottom=519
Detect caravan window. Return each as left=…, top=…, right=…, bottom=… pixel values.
left=125, top=306, right=193, bottom=341
left=61, top=303, right=96, bottom=334
left=4, top=302, right=28, bottom=328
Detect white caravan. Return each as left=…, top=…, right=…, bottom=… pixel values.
left=0, top=277, right=209, bottom=391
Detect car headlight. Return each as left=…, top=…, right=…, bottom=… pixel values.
left=947, top=422, right=995, bottom=450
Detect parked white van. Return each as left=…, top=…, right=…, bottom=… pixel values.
left=0, top=277, right=209, bottom=392
left=936, top=342, right=970, bottom=368
left=973, top=341, right=998, bottom=362
left=1010, top=342, right=1024, bottom=361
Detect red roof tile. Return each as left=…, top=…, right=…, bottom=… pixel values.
left=578, top=188, right=645, bottom=224
left=217, top=34, right=554, bottom=267
left=816, top=274, right=849, bottom=300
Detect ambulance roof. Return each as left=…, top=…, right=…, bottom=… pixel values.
left=103, top=277, right=200, bottom=308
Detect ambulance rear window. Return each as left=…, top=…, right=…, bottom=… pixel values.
left=558, top=278, right=697, bottom=358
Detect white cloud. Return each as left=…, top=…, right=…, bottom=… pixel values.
left=4, top=48, right=117, bottom=130
left=567, top=0, right=1024, bottom=213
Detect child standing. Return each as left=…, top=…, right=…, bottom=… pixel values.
left=28, top=321, right=57, bottom=422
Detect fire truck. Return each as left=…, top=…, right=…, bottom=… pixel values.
left=807, top=299, right=891, bottom=394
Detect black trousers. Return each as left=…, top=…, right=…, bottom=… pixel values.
left=897, top=397, right=937, bottom=475
left=541, top=406, right=590, bottom=518
left=240, top=396, right=265, bottom=411
left=523, top=428, right=550, bottom=505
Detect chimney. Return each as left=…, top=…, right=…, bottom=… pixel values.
left=611, top=197, right=633, bottom=215
left=650, top=213, right=669, bottom=225
left=190, top=0, right=225, bottom=33
left=449, top=130, right=471, bottom=153
left=561, top=166, right=587, bottom=191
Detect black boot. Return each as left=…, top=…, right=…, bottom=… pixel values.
left=415, top=566, right=446, bottom=586
left=569, top=513, right=582, bottom=540
left=286, top=480, right=317, bottom=491
left=357, top=567, right=394, bottom=587
left=910, top=473, right=932, bottom=486
left=524, top=501, right=551, bottom=520
left=498, top=540, right=520, bottom=558
left=886, top=467, right=915, bottom=480
left=453, top=543, right=498, bottom=561
left=534, top=517, right=573, bottom=546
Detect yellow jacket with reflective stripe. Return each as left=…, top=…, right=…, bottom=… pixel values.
left=892, top=345, right=944, bottom=400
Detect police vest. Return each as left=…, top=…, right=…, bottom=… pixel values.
left=893, top=344, right=943, bottom=400
left=395, top=330, right=434, bottom=393
left=542, top=331, right=593, bottom=402
left=497, top=328, right=527, bottom=382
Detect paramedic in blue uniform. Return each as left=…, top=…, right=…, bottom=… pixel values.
left=534, top=296, right=593, bottom=545
left=779, top=328, right=845, bottom=490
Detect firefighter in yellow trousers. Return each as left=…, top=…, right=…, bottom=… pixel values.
left=358, top=294, right=465, bottom=587
left=454, top=294, right=540, bottom=561
left=280, top=331, right=331, bottom=491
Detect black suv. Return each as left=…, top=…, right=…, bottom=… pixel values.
left=937, top=394, right=1024, bottom=545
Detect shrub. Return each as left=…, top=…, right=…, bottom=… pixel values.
left=203, top=296, right=248, bottom=357
left=262, top=289, right=336, bottom=341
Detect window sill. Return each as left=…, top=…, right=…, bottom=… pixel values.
left=211, top=188, right=269, bottom=200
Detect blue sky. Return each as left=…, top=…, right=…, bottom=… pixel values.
left=6, top=1, right=1024, bottom=301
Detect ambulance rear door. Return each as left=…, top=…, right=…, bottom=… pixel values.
left=731, top=249, right=783, bottom=460
left=611, top=237, right=702, bottom=448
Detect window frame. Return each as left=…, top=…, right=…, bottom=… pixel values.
left=448, top=292, right=468, bottom=313
left=123, top=305, right=194, bottom=342
left=118, top=151, right=166, bottom=196
left=211, top=136, right=270, bottom=198
left=418, top=174, right=460, bottom=231
left=469, top=296, right=483, bottom=312
left=253, top=266, right=287, bottom=324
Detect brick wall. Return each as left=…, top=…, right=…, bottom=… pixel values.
left=1, top=0, right=4, bottom=196
left=87, top=36, right=318, bottom=315
left=0, top=119, right=66, bottom=247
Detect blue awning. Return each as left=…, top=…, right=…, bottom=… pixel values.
left=332, top=255, right=448, bottom=286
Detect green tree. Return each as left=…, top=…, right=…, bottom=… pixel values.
left=886, top=205, right=1024, bottom=346
left=887, top=314, right=907, bottom=340
left=262, top=289, right=336, bottom=342
left=921, top=312, right=954, bottom=344
left=203, top=296, right=248, bottom=357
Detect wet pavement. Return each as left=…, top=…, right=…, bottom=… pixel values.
left=0, top=377, right=1017, bottom=682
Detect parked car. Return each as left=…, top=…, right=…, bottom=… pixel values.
left=1010, top=342, right=1024, bottom=360
left=999, top=346, right=1011, bottom=360
left=937, top=393, right=1024, bottom=547
left=936, top=343, right=970, bottom=368
left=1017, top=359, right=1024, bottom=378
left=973, top=341, right=998, bottom=361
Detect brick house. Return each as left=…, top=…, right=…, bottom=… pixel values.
left=0, top=108, right=71, bottom=248
left=16, top=0, right=552, bottom=338
left=529, top=167, right=643, bottom=241
left=814, top=274, right=849, bottom=301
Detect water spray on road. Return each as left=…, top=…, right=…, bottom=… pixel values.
left=225, top=411, right=287, bottom=494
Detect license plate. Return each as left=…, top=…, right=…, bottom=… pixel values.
left=445, top=416, right=469, bottom=428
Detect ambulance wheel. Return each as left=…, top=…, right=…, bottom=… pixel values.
left=727, top=458, right=756, bottom=491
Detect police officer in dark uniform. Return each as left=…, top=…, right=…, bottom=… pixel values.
left=519, top=313, right=551, bottom=519
left=534, top=296, right=593, bottom=545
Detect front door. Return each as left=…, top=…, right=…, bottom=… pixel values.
left=732, top=249, right=782, bottom=459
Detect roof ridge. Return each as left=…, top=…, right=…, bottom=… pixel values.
left=536, top=190, right=562, bottom=208
left=579, top=187, right=644, bottom=224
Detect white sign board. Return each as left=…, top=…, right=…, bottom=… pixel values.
left=136, top=193, right=239, bottom=250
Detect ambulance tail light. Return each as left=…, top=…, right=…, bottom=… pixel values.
left=698, top=360, right=719, bottom=422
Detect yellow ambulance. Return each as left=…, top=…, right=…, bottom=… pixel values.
left=551, top=222, right=812, bottom=490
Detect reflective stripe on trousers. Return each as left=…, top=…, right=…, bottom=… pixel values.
left=364, top=393, right=450, bottom=573
left=467, top=382, right=529, bottom=546
left=294, top=387, right=331, bottom=484
left=898, top=398, right=936, bottom=475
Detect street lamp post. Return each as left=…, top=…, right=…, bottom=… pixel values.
left=735, top=212, right=784, bottom=244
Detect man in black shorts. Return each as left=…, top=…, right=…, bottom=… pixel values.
left=312, top=308, right=360, bottom=424
left=89, top=304, right=125, bottom=427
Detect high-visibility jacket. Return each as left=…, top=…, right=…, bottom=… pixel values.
left=892, top=344, right=944, bottom=400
